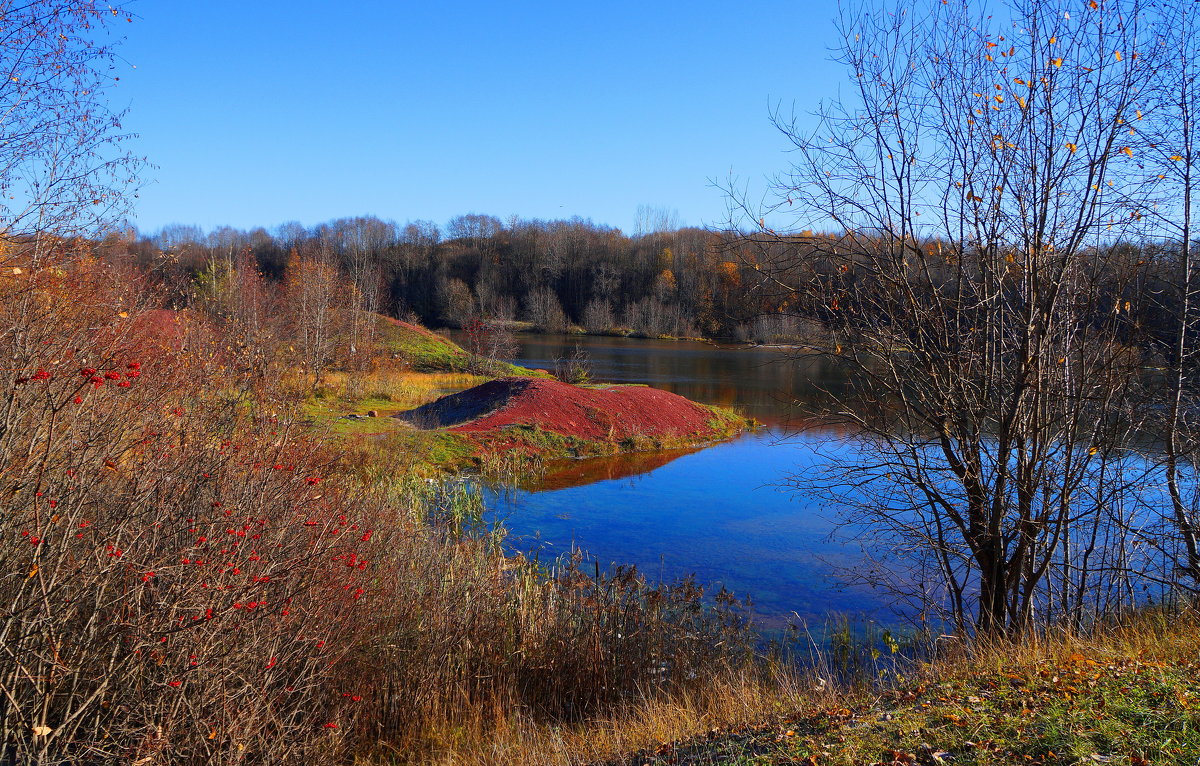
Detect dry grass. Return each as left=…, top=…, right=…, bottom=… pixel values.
left=565, top=606, right=1200, bottom=766
left=297, top=369, right=485, bottom=413
left=328, top=369, right=483, bottom=409
left=399, top=665, right=839, bottom=766
left=378, top=606, right=1200, bottom=765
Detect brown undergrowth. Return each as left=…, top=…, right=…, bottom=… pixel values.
left=593, top=606, right=1200, bottom=766
left=0, top=248, right=767, bottom=765
left=14, top=248, right=1193, bottom=766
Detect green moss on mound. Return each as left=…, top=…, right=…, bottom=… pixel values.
left=373, top=315, right=469, bottom=372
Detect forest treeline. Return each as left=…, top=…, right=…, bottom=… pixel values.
left=99, top=215, right=1199, bottom=363
left=113, top=215, right=807, bottom=342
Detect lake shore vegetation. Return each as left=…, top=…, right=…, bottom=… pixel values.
left=7, top=0, right=1200, bottom=763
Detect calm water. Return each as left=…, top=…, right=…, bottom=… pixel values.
left=466, top=333, right=902, bottom=627
left=493, top=334, right=851, bottom=430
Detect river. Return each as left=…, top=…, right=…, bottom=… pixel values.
left=455, top=332, right=903, bottom=628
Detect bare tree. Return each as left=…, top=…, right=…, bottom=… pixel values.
left=320, top=216, right=394, bottom=356
left=583, top=298, right=615, bottom=333
left=525, top=286, right=568, bottom=332
left=1138, top=5, right=1200, bottom=589
left=633, top=204, right=680, bottom=238
left=733, top=0, right=1159, bottom=635
left=0, top=1, right=142, bottom=250
left=462, top=316, right=518, bottom=374
left=284, top=245, right=347, bottom=388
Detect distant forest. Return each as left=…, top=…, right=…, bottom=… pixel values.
left=112, top=214, right=812, bottom=343
left=102, top=214, right=1190, bottom=358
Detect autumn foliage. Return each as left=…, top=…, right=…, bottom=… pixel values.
left=0, top=248, right=378, bottom=762
left=0, top=243, right=754, bottom=764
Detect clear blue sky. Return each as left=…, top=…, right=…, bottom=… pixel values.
left=115, top=1, right=845, bottom=236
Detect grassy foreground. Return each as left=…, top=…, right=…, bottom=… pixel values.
left=591, top=609, right=1200, bottom=766
left=349, top=606, right=1200, bottom=765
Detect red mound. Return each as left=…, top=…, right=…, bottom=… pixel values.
left=377, top=314, right=444, bottom=339
left=398, top=377, right=726, bottom=443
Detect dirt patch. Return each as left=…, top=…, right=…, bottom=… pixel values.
left=397, top=377, right=740, bottom=447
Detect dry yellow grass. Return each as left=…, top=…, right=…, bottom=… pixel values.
left=386, top=606, right=1200, bottom=766
left=322, top=369, right=484, bottom=411
left=385, top=665, right=834, bottom=766
left=288, top=369, right=484, bottom=414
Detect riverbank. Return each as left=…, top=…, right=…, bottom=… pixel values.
left=607, top=608, right=1200, bottom=766
left=385, top=605, right=1197, bottom=766
left=447, top=317, right=819, bottom=349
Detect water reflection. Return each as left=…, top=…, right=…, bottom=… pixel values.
left=526, top=447, right=703, bottom=492
left=485, top=429, right=891, bottom=628
left=446, top=333, right=905, bottom=626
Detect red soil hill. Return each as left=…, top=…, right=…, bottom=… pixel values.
left=397, top=377, right=729, bottom=444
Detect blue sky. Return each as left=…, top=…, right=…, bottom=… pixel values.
left=114, top=1, right=844, bottom=236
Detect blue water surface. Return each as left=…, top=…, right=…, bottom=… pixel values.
left=456, top=332, right=910, bottom=627
left=485, top=428, right=900, bottom=626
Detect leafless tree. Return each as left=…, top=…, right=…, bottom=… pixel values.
left=525, top=285, right=568, bottom=332
left=1135, top=4, right=1200, bottom=590
left=730, top=0, right=1160, bottom=635
left=583, top=298, right=616, bottom=333
left=284, top=245, right=347, bottom=387
left=320, top=216, right=395, bottom=356
left=634, top=204, right=680, bottom=238
left=0, top=1, right=142, bottom=252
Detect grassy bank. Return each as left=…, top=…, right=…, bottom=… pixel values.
left=383, top=607, right=1197, bottom=766
left=588, top=608, right=1200, bottom=766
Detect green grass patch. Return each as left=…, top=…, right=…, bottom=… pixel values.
left=371, top=314, right=550, bottom=376
left=374, top=429, right=476, bottom=473
left=620, top=632, right=1200, bottom=766
left=300, top=399, right=405, bottom=436
left=492, top=423, right=598, bottom=457
left=377, top=322, right=469, bottom=372
left=700, top=402, right=756, bottom=436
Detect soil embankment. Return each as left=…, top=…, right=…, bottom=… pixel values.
left=397, top=377, right=746, bottom=458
